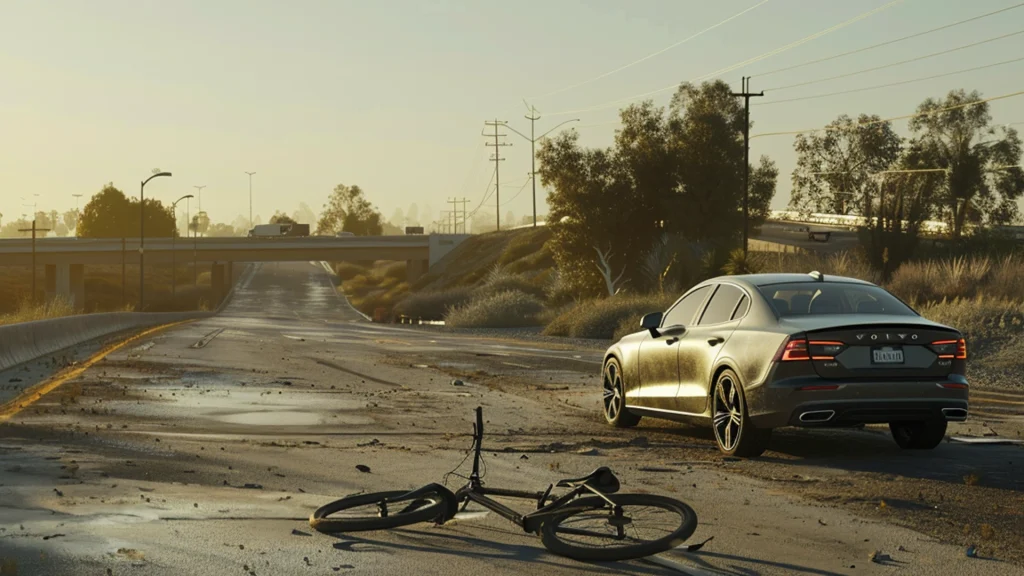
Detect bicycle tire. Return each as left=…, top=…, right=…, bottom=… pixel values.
left=309, top=484, right=458, bottom=534
left=539, top=494, right=697, bottom=562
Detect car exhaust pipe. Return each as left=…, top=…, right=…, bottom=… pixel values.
left=942, top=408, right=968, bottom=421
left=799, top=410, right=835, bottom=423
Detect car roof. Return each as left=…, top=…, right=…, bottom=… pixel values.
left=705, top=273, right=877, bottom=288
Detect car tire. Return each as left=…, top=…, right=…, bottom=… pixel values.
left=711, top=369, right=771, bottom=458
left=889, top=420, right=947, bottom=449
left=603, top=358, right=641, bottom=428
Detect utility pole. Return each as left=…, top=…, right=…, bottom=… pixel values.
left=18, top=220, right=50, bottom=304
left=245, top=172, right=256, bottom=230
left=484, top=120, right=511, bottom=231
left=458, top=198, right=468, bottom=233
left=732, top=77, right=763, bottom=257
left=447, top=197, right=470, bottom=233
left=503, top=107, right=580, bottom=227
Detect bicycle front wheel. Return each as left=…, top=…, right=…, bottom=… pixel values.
left=310, top=484, right=457, bottom=534
left=540, top=494, right=697, bottom=562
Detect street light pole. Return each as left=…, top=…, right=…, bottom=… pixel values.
left=245, top=172, right=256, bottom=230
left=140, top=170, right=172, bottom=311
left=503, top=109, right=580, bottom=227
left=170, top=194, right=194, bottom=305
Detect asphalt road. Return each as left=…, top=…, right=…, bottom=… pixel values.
left=1, top=262, right=1022, bottom=576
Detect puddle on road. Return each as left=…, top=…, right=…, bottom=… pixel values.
left=214, top=410, right=324, bottom=426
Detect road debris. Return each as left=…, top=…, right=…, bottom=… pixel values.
left=355, top=464, right=371, bottom=473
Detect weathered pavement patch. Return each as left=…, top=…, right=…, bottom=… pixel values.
left=1, top=261, right=1022, bottom=575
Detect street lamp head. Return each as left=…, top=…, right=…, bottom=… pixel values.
left=155, top=171, right=172, bottom=178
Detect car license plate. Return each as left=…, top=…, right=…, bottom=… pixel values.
left=872, top=347, right=904, bottom=364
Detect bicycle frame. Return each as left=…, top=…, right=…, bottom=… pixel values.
left=453, top=407, right=619, bottom=534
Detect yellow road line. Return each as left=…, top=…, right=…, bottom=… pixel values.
left=972, top=389, right=1024, bottom=400
left=0, top=320, right=194, bottom=422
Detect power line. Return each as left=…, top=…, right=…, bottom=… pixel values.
left=755, top=2, right=1024, bottom=78
left=750, top=88, right=1024, bottom=139
left=543, top=0, right=904, bottom=117
left=764, top=29, right=1024, bottom=92
left=526, top=0, right=770, bottom=101
left=756, top=56, right=1024, bottom=107
left=468, top=167, right=498, bottom=218
left=500, top=176, right=535, bottom=207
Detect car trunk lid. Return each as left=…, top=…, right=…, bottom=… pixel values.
left=780, top=318, right=962, bottom=379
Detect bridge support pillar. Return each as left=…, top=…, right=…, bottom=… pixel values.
left=406, top=258, right=428, bottom=282
left=211, top=262, right=225, bottom=305
left=44, top=263, right=85, bottom=310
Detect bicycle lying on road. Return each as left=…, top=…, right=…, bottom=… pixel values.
left=309, top=407, right=699, bottom=562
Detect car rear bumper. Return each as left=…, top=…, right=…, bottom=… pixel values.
left=746, top=375, right=969, bottom=429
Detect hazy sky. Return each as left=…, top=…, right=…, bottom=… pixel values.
left=2, top=0, right=1023, bottom=230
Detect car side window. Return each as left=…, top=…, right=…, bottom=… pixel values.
left=663, top=286, right=710, bottom=328
left=731, top=294, right=749, bottom=320
left=698, top=284, right=744, bottom=325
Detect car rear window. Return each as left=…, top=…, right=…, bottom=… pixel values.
left=758, top=282, right=916, bottom=317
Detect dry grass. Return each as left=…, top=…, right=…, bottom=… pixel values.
left=392, top=286, right=472, bottom=320
left=544, top=293, right=676, bottom=340
left=444, top=290, right=545, bottom=328
left=0, top=297, right=75, bottom=326
left=339, top=261, right=411, bottom=318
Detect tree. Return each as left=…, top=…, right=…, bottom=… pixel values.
left=0, top=217, right=32, bottom=238
left=63, top=210, right=79, bottom=235
left=316, top=184, right=383, bottom=236
left=231, top=214, right=250, bottom=236
left=389, top=207, right=405, bottom=228
left=861, top=141, right=944, bottom=279
left=190, top=212, right=210, bottom=237
left=538, top=131, right=644, bottom=295
left=537, top=80, right=778, bottom=295
left=291, top=202, right=316, bottom=226
left=270, top=212, right=297, bottom=225
left=790, top=114, right=902, bottom=215
left=749, top=156, right=779, bottom=231
left=77, top=183, right=177, bottom=238
left=206, top=222, right=238, bottom=237
left=908, top=89, right=1024, bottom=238
left=406, top=203, right=420, bottom=226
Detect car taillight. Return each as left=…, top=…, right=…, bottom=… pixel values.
left=931, top=338, right=967, bottom=359
left=775, top=338, right=809, bottom=361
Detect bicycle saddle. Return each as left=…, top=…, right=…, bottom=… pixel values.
left=555, top=467, right=620, bottom=493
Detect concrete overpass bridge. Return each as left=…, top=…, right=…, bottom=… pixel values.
left=0, top=234, right=467, bottom=307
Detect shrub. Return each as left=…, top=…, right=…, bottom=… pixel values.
left=917, top=296, right=1024, bottom=354
left=334, top=262, right=367, bottom=281
left=393, top=287, right=473, bottom=320
left=543, top=293, right=676, bottom=339
left=888, top=256, right=992, bottom=303
left=445, top=290, right=545, bottom=328
left=380, top=261, right=407, bottom=281
left=473, top=270, right=548, bottom=300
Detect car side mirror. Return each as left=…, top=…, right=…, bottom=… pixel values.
left=640, top=312, right=663, bottom=337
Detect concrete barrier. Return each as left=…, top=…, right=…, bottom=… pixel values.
left=0, top=311, right=214, bottom=373
left=0, top=263, right=255, bottom=373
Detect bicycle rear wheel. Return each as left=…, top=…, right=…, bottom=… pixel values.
left=540, top=494, right=697, bottom=562
left=310, top=483, right=457, bottom=533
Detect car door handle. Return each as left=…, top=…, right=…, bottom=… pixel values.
left=707, top=337, right=724, bottom=346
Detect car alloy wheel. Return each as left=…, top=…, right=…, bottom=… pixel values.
left=602, top=359, right=640, bottom=427
left=711, top=369, right=770, bottom=457
left=713, top=374, right=743, bottom=452
left=603, top=361, right=624, bottom=422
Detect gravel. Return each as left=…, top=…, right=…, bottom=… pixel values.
left=397, top=324, right=611, bottom=351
